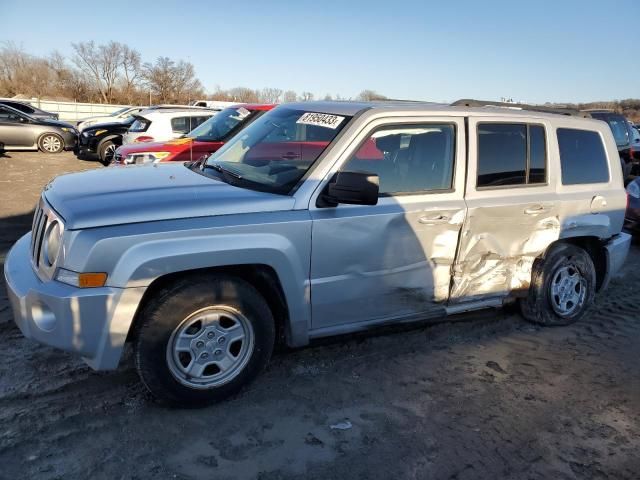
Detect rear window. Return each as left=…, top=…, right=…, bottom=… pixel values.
left=477, top=123, right=547, bottom=187
left=557, top=128, right=609, bottom=185
left=129, top=118, right=150, bottom=132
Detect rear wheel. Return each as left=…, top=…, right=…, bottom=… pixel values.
left=98, top=140, right=117, bottom=165
left=38, top=133, right=64, bottom=153
left=134, top=274, right=275, bottom=407
left=520, top=243, right=596, bottom=326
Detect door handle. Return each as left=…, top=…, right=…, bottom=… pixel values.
left=418, top=214, right=449, bottom=225
left=524, top=205, right=549, bottom=215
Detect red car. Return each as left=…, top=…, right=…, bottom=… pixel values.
left=112, top=104, right=274, bottom=165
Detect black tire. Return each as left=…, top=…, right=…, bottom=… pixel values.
left=38, top=133, right=64, bottom=153
left=98, top=140, right=117, bottom=166
left=520, top=243, right=596, bottom=326
left=134, top=274, right=275, bottom=407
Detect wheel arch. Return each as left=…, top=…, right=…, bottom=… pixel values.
left=128, top=264, right=291, bottom=347
left=543, top=236, right=607, bottom=291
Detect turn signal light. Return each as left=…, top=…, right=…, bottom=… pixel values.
left=78, top=272, right=108, bottom=288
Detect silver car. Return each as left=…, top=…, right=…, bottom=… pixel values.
left=4, top=101, right=631, bottom=406
left=0, top=104, right=77, bottom=153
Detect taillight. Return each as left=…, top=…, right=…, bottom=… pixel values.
left=135, top=136, right=154, bottom=143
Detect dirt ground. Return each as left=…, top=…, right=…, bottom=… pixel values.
left=0, top=151, right=639, bottom=480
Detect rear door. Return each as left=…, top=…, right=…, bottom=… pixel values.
left=451, top=116, right=559, bottom=302
left=309, top=116, right=467, bottom=331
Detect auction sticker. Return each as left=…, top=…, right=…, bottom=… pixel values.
left=297, top=112, right=345, bottom=129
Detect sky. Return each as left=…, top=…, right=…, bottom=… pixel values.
left=2, top=0, right=638, bottom=104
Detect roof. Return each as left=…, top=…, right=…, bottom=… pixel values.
left=231, top=103, right=276, bottom=111
left=276, top=100, right=604, bottom=123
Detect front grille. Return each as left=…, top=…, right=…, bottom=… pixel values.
left=30, top=203, right=47, bottom=268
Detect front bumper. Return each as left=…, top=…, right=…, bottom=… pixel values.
left=4, top=233, right=145, bottom=370
left=61, top=132, right=78, bottom=151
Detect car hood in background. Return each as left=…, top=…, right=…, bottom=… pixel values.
left=82, top=120, right=133, bottom=132
left=34, top=118, right=76, bottom=129
left=43, top=163, right=295, bottom=229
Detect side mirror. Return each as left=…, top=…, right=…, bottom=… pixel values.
left=320, top=171, right=379, bottom=207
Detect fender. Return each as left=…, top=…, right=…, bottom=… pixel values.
left=63, top=211, right=313, bottom=347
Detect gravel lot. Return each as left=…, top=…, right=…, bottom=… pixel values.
left=1, top=151, right=639, bottom=480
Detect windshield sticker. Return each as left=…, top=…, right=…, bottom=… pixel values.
left=236, top=107, right=251, bottom=119
left=296, top=112, right=345, bottom=129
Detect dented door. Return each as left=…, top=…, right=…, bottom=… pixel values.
left=451, top=117, right=560, bottom=303
left=309, top=118, right=467, bottom=331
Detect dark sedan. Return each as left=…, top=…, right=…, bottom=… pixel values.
left=75, top=117, right=135, bottom=164
left=0, top=100, right=59, bottom=120
left=0, top=104, right=77, bottom=153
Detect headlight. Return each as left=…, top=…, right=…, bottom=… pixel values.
left=60, top=127, right=77, bottom=134
left=94, top=129, right=107, bottom=136
left=43, top=220, right=62, bottom=267
left=627, top=181, right=640, bottom=199
left=124, top=151, right=172, bottom=164
left=56, top=269, right=107, bottom=288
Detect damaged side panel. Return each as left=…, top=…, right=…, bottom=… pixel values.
left=450, top=203, right=561, bottom=302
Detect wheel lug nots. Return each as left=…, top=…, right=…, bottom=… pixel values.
left=218, top=337, right=225, bottom=344
left=200, top=352, right=209, bottom=359
left=207, top=332, right=215, bottom=339
left=214, top=349, right=222, bottom=356
left=196, top=341, right=204, bottom=348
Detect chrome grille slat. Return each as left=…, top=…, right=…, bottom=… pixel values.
left=31, top=205, right=48, bottom=267
left=30, top=206, right=43, bottom=259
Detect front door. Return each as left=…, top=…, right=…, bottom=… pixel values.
left=0, top=106, right=34, bottom=148
left=309, top=118, right=466, bottom=332
left=451, top=117, right=559, bottom=302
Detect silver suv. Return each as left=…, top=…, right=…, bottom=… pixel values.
left=4, top=101, right=631, bottom=406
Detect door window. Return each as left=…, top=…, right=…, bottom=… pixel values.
left=342, top=124, right=456, bottom=194
left=477, top=123, right=547, bottom=187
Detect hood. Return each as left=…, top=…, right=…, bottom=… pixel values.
left=43, top=163, right=295, bottom=229
left=34, top=118, right=76, bottom=129
left=83, top=120, right=132, bottom=132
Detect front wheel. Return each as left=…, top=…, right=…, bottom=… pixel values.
left=98, top=140, right=117, bottom=165
left=520, top=243, right=596, bottom=326
left=38, top=133, right=64, bottom=153
left=134, top=274, right=275, bottom=407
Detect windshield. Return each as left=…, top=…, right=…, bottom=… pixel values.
left=110, top=107, right=131, bottom=117
left=204, top=107, right=351, bottom=194
left=187, top=106, right=256, bottom=141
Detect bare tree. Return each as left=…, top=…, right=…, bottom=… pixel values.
left=282, top=90, right=297, bottom=103
left=142, top=56, right=203, bottom=104
left=298, top=91, right=314, bottom=102
left=226, top=87, right=260, bottom=103
left=357, top=89, right=387, bottom=101
left=120, top=45, right=141, bottom=103
left=72, top=41, right=124, bottom=103
left=260, top=87, right=282, bottom=103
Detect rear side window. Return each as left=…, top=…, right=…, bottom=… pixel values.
left=477, top=123, right=547, bottom=187
left=557, top=128, right=609, bottom=185
left=171, top=115, right=211, bottom=134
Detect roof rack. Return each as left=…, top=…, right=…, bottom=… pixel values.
left=451, top=99, right=591, bottom=118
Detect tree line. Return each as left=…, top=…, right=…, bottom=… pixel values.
left=0, top=41, right=388, bottom=106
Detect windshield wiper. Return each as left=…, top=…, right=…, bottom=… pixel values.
left=205, top=163, right=243, bottom=179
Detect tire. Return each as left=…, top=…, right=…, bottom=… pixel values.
left=134, top=274, right=275, bottom=407
left=98, top=140, right=117, bottom=166
left=520, top=243, right=596, bottom=326
left=38, top=133, right=64, bottom=153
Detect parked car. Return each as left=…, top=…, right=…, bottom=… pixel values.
left=0, top=104, right=77, bottom=153
left=4, top=100, right=630, bottom=406
left=113, top=104, right=274, bottom=165
left=190, top=100, right=237, bottom=109
left=75, top=116, right=135, bottom=165
left=122, top=109, right=216, bottom=145
left=583, top=110, right=637, bottom=178
left=624, top=177, right=640, bottom=234
left=0, top=99, right=59, bottom=120
left=77, top=106, right=148, bottom=131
